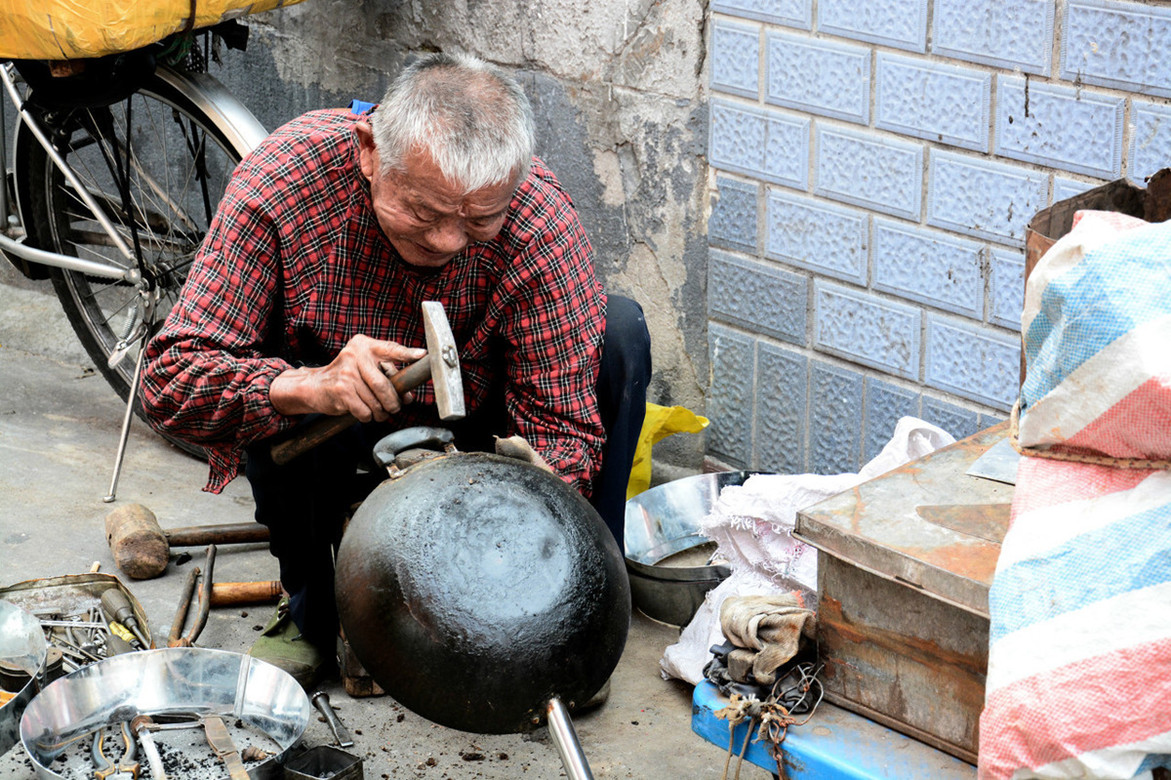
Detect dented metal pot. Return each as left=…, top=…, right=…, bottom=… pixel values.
left=335, top=433, right=630, bottom=738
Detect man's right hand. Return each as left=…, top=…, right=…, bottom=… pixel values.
left=269, top=334, right=427, bottom=421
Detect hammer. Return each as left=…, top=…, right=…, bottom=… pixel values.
left=105, top=503, right=270, bottom=580
left=270, top=300, right=465, bottom=466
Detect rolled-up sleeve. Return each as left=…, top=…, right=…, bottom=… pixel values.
left=496, top=174, right=607, bottom=496
left=141, top=166, right=297, bottom=492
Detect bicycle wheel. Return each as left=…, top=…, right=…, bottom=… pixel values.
left=19, top=66, right=260, bottom=456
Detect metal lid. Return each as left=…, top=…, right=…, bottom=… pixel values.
left=794, top=424, right=1013, bottom=617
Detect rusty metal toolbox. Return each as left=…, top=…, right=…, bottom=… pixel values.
left=0, top=572, right=154, bottom=659
left=793, top=423, right=1013, bottom=765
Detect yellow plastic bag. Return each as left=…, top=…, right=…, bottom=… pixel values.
left=0, top=0, right=306, bottom=60
left=626, top=403, right=709, bottom=500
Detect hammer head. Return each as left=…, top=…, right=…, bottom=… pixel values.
left=105, top=503, right=168, bottom=580
left=421, top=301, right=466, bottom=421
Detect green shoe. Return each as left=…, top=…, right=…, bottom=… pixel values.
left=248, top=599, right=336, bottom=689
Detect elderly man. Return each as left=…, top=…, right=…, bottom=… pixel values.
left=142, top=52, right=650, bottom=684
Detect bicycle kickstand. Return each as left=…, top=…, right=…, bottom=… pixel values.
left=103, top=320, right=150, bottom=504
left=103, top=346, right=145, bottom=503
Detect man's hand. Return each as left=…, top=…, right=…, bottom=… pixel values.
left=270, top=335, right=427, bottom=421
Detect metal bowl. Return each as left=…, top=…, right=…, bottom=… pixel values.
left=624, top=471, right=758, bottom=626
left=0, top=600, right=47, bottom=755
left=20, top=647, right=311, bottom=780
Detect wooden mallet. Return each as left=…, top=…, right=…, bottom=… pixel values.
left=105, top=503, right=270, bottom=580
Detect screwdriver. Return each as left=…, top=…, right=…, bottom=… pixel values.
left=100, top=589, right=150, bottom=650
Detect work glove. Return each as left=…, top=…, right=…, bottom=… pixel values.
left=493, top=435, right=553, bottom=473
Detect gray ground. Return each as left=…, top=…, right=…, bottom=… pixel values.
left=0, top=266, right=773, bottom=779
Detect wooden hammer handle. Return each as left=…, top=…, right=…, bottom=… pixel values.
left=270, top=357, right=432, bottom=465
left=209, top=580, right=283, bottom=607
left=166, top=523, right=270, bottom=548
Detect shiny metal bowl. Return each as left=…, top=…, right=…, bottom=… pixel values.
left=20, top=647, right=311, bottom=779
left=625, top=471, right=758, bottom=626
left=0, top=600, right=47, bottom=756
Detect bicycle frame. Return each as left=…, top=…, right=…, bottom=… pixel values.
left=0, top=61, right=267, bottom=285
left=0, top=55, right=267, bottom=501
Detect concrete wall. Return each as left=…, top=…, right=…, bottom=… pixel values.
left=705, top=0, right=1171, bottom=475
left=211, top=0, right=1171, bottom=481
left=211, top=0, right=712, bottom=477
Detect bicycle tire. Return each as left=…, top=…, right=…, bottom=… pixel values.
left=18, top=66, right=260, bottom=458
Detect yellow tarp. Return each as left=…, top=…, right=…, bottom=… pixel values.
left=0, top=0, right=306, bottom=60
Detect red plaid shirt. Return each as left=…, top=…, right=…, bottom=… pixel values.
left=142, top=109, right=606, bottom=495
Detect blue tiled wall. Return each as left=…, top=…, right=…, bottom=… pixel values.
left=705, top=0, right=1170, bottom=474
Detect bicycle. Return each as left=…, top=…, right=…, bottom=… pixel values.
left=0, top=22, right=269, bottom=501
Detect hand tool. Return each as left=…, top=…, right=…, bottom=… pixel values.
left=270, top=300, right=465, bottom=466
left=100, top=589, right=150, bottom=650
left=311, top=690, right=354, bottom=747
left=209, top=580, right=283, bottom=606
left=91, top=721, right=139, bottom=780
left=129, top=716, right=167, bottom=780
left=105, top=502, right=270, bottom=580
left=167, top=545, right=285, bottom=648
left=130, top=711, right=208, bottom=780
left=168, top=545, right=215, bottom=648
left=202, top=715, right=250, bottom=780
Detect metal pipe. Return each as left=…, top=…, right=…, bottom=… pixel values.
left=545, top=697, right=594, bottom=780
left=0, top=232, right=139, bottom=281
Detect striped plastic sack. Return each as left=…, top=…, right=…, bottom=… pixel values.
left=978, top=211, right=1171, bottom=780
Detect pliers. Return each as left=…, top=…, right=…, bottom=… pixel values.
left=91, top=721, right=139, bottom=780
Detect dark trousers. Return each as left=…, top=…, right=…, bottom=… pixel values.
left=245, top=295, right=651, bottom=647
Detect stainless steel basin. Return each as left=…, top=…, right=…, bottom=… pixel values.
left=20, top=647, right=311, bottom=779
left=624, top=471, right=758, bottom=626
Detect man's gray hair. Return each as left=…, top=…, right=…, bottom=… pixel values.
left=370, top=52, right=535, bottom=192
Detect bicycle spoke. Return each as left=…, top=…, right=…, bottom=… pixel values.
left=123, top=97, right=203, bottom=235
left=34, top=68, right=244, bottom=423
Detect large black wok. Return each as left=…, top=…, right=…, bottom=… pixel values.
left=334, top=430, right=631, bottom=775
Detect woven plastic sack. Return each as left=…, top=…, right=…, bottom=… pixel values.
left=0, top=0, right=306, bottom=60
left=979, top=211, right=1171, bottom=780
left=661, top=416, right=955, bottom=684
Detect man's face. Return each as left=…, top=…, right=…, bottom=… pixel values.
left=356, top=122, right=517, bottom=269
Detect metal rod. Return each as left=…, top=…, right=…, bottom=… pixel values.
left=182, top=544, right=216, bottom=646
left=545, top=697, right=594, bottom=780
left=38, top=620, right=107, bottom=629
left=103, top=342, right=146, bottom=503
left=168, top=565, right=201, bottom=647
left=1, top=85, right=9, bottom=231
left=132, top=722, right=167, bottom=780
